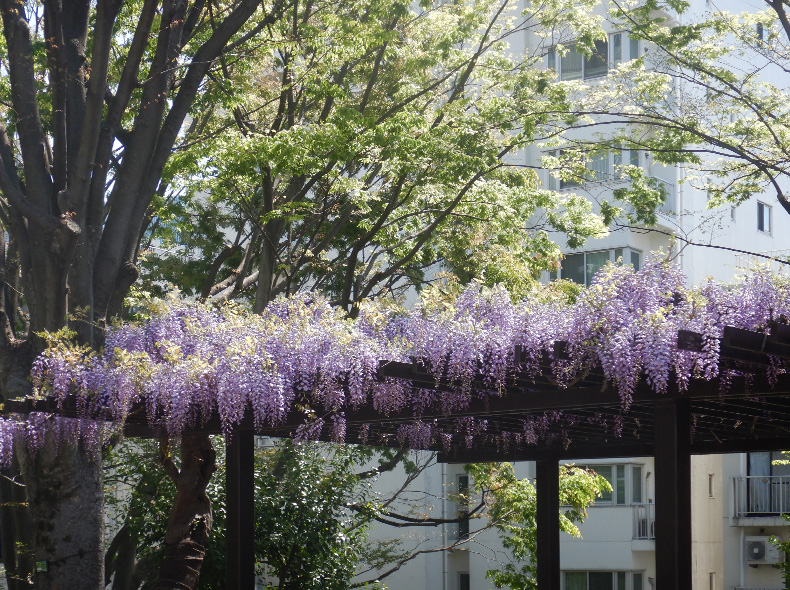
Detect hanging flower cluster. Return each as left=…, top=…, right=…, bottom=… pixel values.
left=2, top=259, right=788, bottom=464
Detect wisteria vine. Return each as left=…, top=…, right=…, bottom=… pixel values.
left=3, top=259, right=790, bottom=465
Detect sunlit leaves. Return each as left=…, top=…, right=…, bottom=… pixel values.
left=466, top=462, right=609, bottom=590
left=145, top=0, right=618, bottom=305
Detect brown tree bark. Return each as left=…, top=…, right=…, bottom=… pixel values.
left=153, top=435, right=217, bottom=590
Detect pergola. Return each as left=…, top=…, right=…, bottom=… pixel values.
left=8, top=324, right=790, bottom=590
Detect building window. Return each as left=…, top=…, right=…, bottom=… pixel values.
left=575, top=463, right=644, bottom=505
left=548, top=39, right=609, bottom=80
left=587, top=151, right=610, bottom=181
left=757, top=201, right=771, bottom=233
left=550, top=33, right=639, bottom=78
left=756, top=22, right=764, bottom=44
left=632, top=464, right=643, bottom=503
left=459, top=572, right=470, bottom=590
left=611, top=32, right=640, bottom=66
left=564, top=571, right=632, bottom=590
left=708, top=474, right=715, bottom=499
left=457, top=475, right=469, bottom=539
left=612, top=147, right=639, bottom=179
left=747, top=451, right=790, bottom=477
left=557, top=249, right=641, bottom=286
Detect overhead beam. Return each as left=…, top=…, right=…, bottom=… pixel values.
left=439, top=442, right=656, bottom=463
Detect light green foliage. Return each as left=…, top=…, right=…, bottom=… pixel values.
left=466, top=463, right=610, bottom=590
left=142, top=0, right=612, bottom=308
left=105, top=439, right=388, bottom=590
left=771, top=517, right=790, bottom=588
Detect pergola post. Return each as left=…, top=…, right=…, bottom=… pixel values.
left=226, top=429, right=255, bottom=590
left=536, top=457, right=561, bottom=590
left=654, top=399, right=692, bottom=590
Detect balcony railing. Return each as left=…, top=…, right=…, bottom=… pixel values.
left=734, top=476, right=790, bottom=517
left=633, top=503, right=655, bottom=539
left=735, top=249, right=790, bottom=275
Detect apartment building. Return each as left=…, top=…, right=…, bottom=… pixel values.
left=360, top=1, right=790, bottom=589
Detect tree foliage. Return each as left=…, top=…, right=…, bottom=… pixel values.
left=467, top=463, right=610, bottom=590
left=104, top=439, right=610, bottom=590
left=139, top=0, right=613, bottom=310
left=105, top=438, right=393, bottom=590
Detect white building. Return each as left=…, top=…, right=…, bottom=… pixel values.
left=360, top=1, right=790, bottom=589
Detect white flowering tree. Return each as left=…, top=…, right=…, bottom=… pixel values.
left=137, top=0, right=612, bottom=308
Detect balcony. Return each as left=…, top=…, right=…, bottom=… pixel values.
left=734, top=476, right=790, bottom=520
left=632, top=503, right=655, bottom=549
left=633, top=502, right=655, bottom=539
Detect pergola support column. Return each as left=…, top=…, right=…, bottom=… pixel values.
left=654, top=399, right=692, bottom=590
left=226, top=429, right=255, bottom=590
left=536, top=457, right=561, bottom=590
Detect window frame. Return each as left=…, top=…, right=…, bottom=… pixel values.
left=563, top=570, right=643, bottom=590
left=611, top=32, right=640, bottom=66
left=548, top=39, right=609, bottom=81
left=548, top=32, right=640, bottom=80
left=757, top=201, right=772, bottom=234
left=574, top=462, right=645, bottom=506
left=555, top=248, right=642, bottom=286
left=456, top=474, right=470, bottom=540
left=545, top=147, right=640, bottom=190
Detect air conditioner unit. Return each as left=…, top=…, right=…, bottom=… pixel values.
left=745, top=536, right=782, bottom=565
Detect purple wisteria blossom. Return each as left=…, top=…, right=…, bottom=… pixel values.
left=2, top=260, right=788, bottom=464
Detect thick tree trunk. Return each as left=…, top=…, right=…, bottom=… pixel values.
left=17, top=436, right=104, bottom=590
left=153, top=434, right=216, bottom=590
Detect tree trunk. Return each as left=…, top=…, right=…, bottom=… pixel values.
left=153, top=434, right=216, bottom=590
left=17, top=436, right=104, bottom=590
